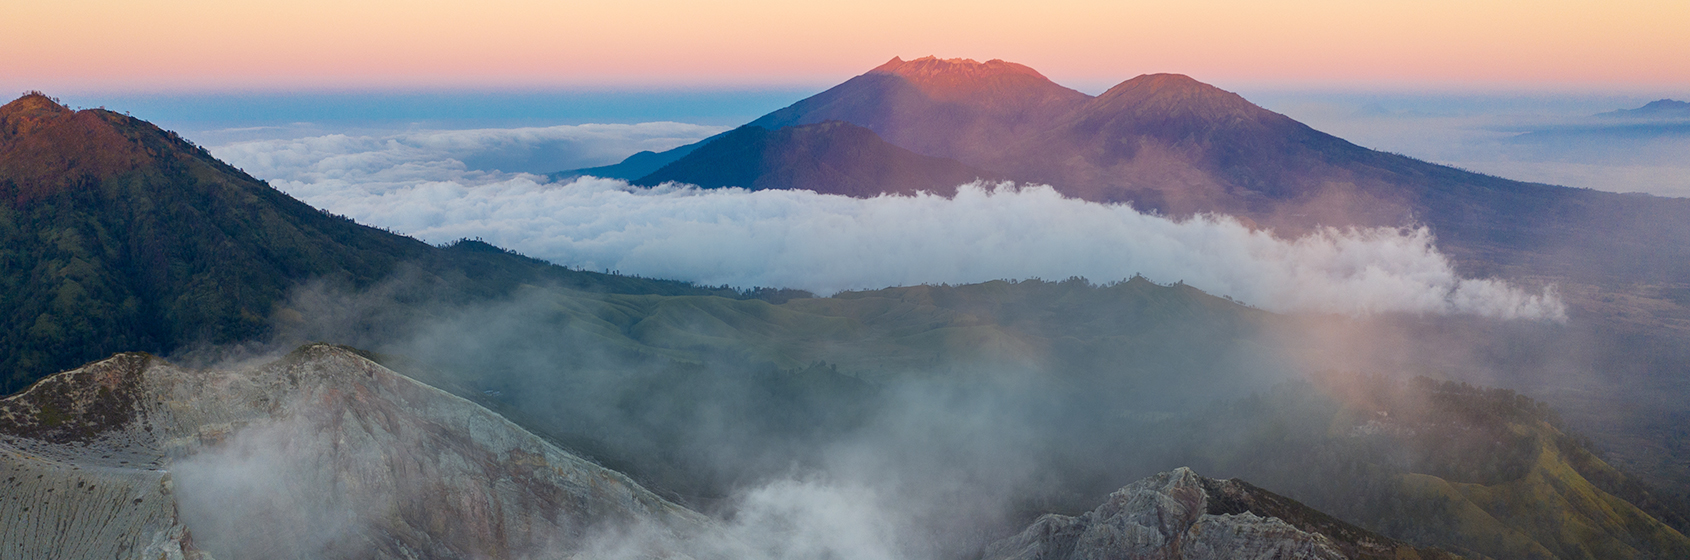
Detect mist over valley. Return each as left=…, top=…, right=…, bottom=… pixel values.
left=3, top=51, right=1690, bottom=560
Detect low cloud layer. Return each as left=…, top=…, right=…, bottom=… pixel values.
left=1254, top=92, right=1690, bottom=198
left=213, top=121, right=725, bottom=178
left=213, top=132, right=1564, bottom=320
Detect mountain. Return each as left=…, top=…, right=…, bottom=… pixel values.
left=632, top=121, right=994, bottom=196
left=588, top=58, right=1690, bottom=284
left=0, top=92, right=738, bottom=393
left=993, top=72, right=1690, bottom=283
left=555, top=55, right=1085, bottom=182
left=1597, top=99, right=1690, bottom=119
left=552, top=133, right=718, bottom=182
left=748, top=56, right=1091, bottom=166
left=984, top=467, right=1460, bottom=560
left=0, top=344, right=713, bottom=559
left=1001, top=73, right=1414, bottom=219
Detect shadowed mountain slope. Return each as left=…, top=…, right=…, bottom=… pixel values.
left=632, top=121, right=993, bottom=196
left=0, top=93, right=736, bottom=393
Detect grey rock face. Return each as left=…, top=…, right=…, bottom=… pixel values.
left=0, top=345, right=713, bottom=560
left=983, top=468, right=1377, bottom=560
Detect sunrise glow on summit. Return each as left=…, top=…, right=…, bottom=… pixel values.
left=5, top=1, right=1690, bottom=559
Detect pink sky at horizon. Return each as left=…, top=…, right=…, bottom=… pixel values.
left=5, top=0, right=1687, bottom=94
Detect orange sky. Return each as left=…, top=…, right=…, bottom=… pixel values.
left=5, top=0, right=1687, bottom=92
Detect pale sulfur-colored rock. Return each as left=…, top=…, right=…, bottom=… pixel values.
left=0, top=345, right=713, bottom=560
left=984, top=467, right=1399, bottom=560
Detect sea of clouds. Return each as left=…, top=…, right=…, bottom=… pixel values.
left=211, top=127, right=1565, bottom=320
left=1255, top=92, right=1690, bottom=198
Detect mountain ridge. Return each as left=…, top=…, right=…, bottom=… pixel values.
left=0, top=93, right=742, bottom=393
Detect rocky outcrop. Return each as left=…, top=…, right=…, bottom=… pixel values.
left=0, top=345, right=714, bottom=560
left=983, top=467, right=1459, bottom=560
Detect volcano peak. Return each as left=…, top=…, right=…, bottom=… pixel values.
left=0, top=92, right=76, bottom=139
left=871, top=56, right=1051, bottom=82
left=1, top=92, right=70, bottom=117
left=1090, top=73, right=1272, bottom=122
left=866, top=55, right=1084, bottom=106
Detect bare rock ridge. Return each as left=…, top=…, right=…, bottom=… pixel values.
left=984, top=467, right=1460, bottom=560
left=0, top=345, right=713, bottom=559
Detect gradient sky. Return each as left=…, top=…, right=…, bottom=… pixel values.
left=5, top=0, right=1688, bottom=93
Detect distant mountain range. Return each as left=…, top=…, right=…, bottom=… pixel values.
left=1505, top=99, right=1690, bottom=143
left=1598, top=99, right=1690, bottom=119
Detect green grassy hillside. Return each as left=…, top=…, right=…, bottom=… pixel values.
left=1174, top=376, right=1690, bottom=559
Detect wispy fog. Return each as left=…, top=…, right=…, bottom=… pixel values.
left=173, top=414, right=378, bottom=558
left=212, top=121, right=724, bottom=178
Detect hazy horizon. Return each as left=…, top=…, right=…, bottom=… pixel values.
left=36, top=84, right=1675, bottom=197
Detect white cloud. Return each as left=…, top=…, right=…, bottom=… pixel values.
left=212, top=130, right=1564, bottom=320
left=211, top=121, right=726, bottom=178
